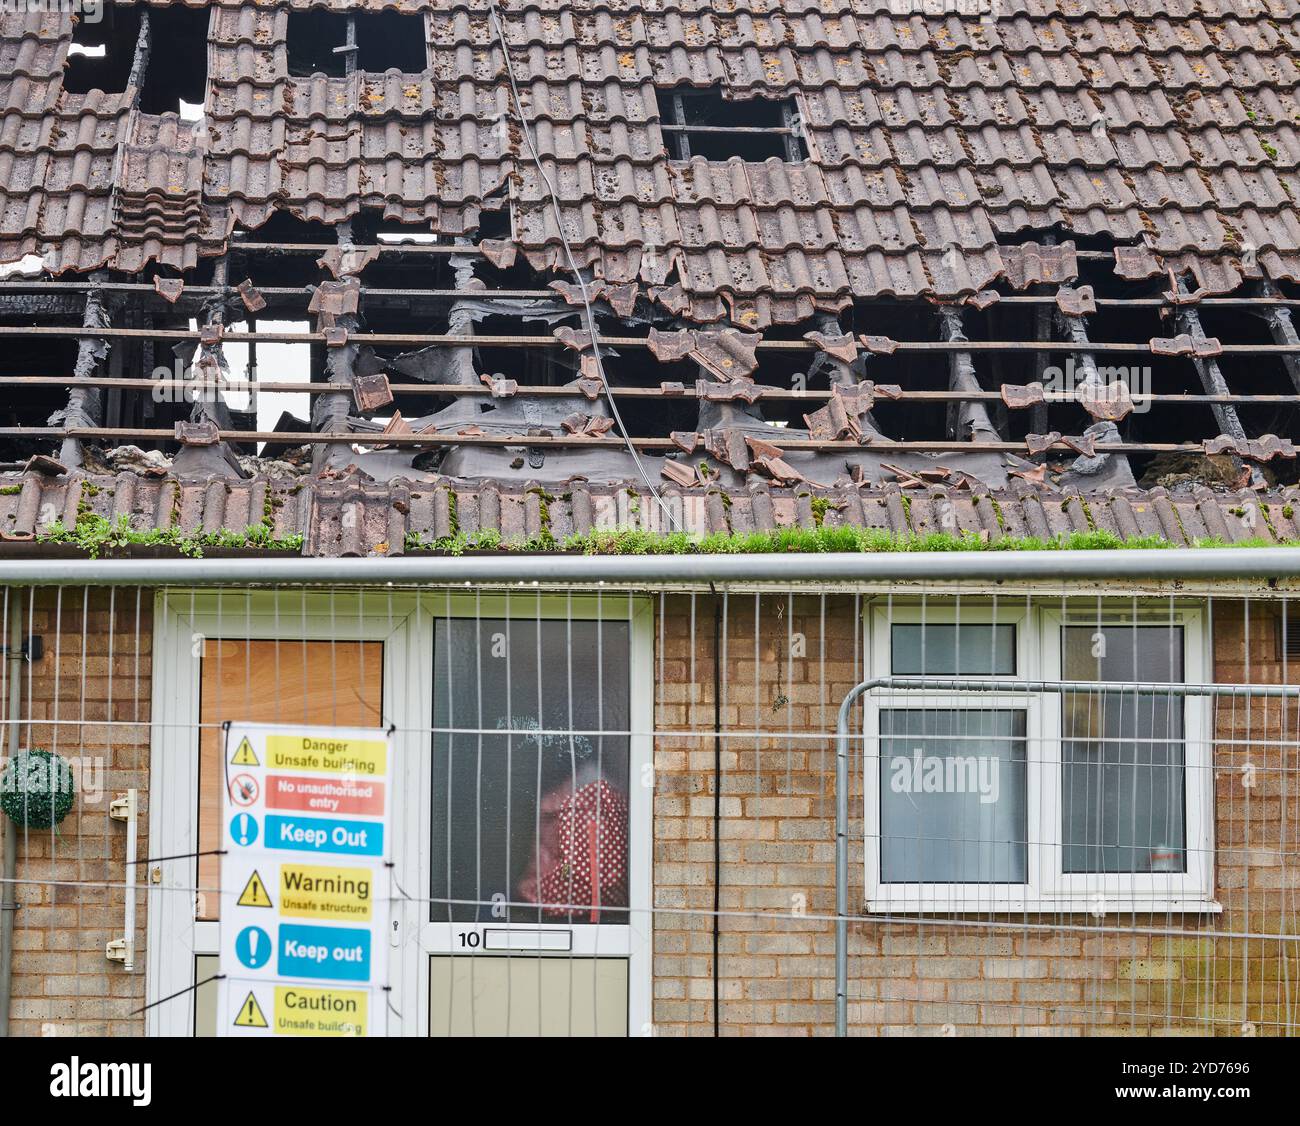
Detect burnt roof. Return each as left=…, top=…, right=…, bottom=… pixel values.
left=0, top=1, right=1298, bottom=542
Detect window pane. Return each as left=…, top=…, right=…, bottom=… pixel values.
left=1061, top=626, right=1186, bottom=874
left=879, top=709, right=1028, bottom=883
left=431, top=618, right=630, bottom=924
left=891, top=624, right=1015, bottom=675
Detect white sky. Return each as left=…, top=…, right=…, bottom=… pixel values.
left=225, top=321, right=312, bottom=437
left=188, top=319, right=312, bottom=444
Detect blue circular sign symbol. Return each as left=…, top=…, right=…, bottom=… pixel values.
left=229, top=812, right=258, bottom=847
left=235, top=925, right=272, bottom=970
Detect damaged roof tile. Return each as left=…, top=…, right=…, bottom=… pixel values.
left=3, top=471, right=1294, bottom=557
left=0, top=1, right=1297, bottom=321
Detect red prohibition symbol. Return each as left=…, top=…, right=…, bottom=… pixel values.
left=229, top=773, right=260, bottom=807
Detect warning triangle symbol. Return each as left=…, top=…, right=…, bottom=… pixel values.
left=237, top=870, right=273, bottom=909
left=231, top=736, right=259, bottom=767
left=234, top=991, right=269, bottom=1029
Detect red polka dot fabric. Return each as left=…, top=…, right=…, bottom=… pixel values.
left=529, top=778, right=628, bottom=919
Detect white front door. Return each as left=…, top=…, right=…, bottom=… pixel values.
left=392, top=593, right=653, bottom=1036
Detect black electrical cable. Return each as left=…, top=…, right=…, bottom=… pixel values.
left=713, top=597, right=722, bottom=1037
left=487, top=1, right=680, bottom=531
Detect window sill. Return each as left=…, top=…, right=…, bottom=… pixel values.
left=864, top=896, right=1223, bottom=917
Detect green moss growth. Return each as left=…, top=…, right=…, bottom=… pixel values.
left=527, top=487, right=556, bottom=530
left=809, top=496, right=834, bottom=528
left=0, top=485, right=21, bottom=496
left=446, top=488, right=459, bottom=535
left=1257, top=503, right=1279, bottom=540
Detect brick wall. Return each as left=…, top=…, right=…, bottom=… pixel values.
left=2, top=588, right=152, bottom=1037
left=2, top=587, right=1295, bottom=1037
left=652, top=595, right=1300, bottom=1037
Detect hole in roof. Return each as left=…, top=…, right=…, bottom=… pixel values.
left=287, top=10, right=427, bottom=78
left=657, top=85, right=807, bottom=162
left=138, top=5, right=210, bottom=116
left=233, top=211, right=337, bottom=245
left=0, top=325, right=79, bottom=464
left=0, top=254, right=46, bottom=279
left=221, top=320, right=314, bottom=456
left=352, top=210, right=442, bottom=246
left=63, top=5, right=140, bottom=95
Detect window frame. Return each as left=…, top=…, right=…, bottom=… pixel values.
left=864, top=601, right=1216, bottom=914
left=1038, top=606, right=1213, bottom=912
left=866, top=603, right=1041, bottom=912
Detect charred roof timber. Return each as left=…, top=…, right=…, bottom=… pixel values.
left=0, top=1, right=1294, bottom=547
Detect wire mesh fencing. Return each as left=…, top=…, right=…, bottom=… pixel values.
left=0, top=573, right=1297, bottom=1036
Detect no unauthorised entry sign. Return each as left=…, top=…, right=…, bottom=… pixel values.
left=217, top=723, right=391, bottom=1037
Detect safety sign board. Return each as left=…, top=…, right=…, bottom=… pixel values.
left=217, top=723, right=391, bottom=1037
left=230, top=985, right=367, bottom=1037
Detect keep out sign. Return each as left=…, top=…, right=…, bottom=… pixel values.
left=217, top=724, right=392, bottom=1037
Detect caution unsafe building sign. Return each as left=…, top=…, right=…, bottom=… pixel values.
left=217, top=723, right=391, bottom=1038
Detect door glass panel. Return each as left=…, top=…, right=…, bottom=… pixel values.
left=431, top=618, right=631, bottom=925
left=195, top=955, right=218, bottom=1037
left=197, top=639, right=383, bottom=919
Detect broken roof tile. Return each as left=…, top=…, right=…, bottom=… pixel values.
left=1002, top=383, right=1046, bottom=410
left=804, top=330, right=859, bottom=364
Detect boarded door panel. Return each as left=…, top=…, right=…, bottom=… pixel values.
left=428, top=956, right=628, bottom=1037
left=197, top=639, right=383, bottom=919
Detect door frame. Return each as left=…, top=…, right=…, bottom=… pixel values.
left=145, top=589, right=418, bottom=1036
left=399, top=591, right=654, bottom=1037
left=146, top=588, right=654, bottom=1036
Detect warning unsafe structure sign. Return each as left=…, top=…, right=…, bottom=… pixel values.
left=217, top=723, right=392, bottom=1038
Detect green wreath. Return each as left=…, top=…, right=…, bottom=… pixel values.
left=1, top=749, right=76, bottom=829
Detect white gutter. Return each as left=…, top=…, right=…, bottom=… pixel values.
left=0, top=547, right=1296, bottom=586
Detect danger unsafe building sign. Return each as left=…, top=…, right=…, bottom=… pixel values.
left=217, top=723, right=391, bottom=1038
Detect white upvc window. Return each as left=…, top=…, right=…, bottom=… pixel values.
left=865, top=602, right=1215, bottom=914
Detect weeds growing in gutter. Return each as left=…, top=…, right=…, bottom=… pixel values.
left=37, top=513, right=304, bottom=559
left=30, top=517, right=1300, bottom=559
left=403, top=526, right=1300, bottom=556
